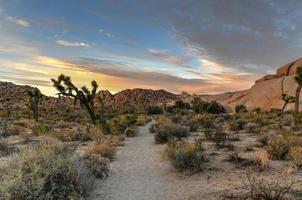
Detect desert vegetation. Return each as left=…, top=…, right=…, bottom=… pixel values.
left=2, top=69, right=302, bottom=199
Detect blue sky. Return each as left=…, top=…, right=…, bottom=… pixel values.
left=1, top=0, right=302, bottom=95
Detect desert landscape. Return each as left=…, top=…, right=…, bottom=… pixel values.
left=2, top=1, right=302, bottom=200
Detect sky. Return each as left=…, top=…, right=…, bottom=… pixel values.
left=1, top=0, right=302, bottom=96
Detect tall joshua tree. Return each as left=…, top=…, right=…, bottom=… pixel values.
left=27, top=88, right=42, bottom=122
left=51, top=74, right=98, bottom=125
left=281, top=78, right=295, bottom=113
left=294, top=67, right=302, bottom=116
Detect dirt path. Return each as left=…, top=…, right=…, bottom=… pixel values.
left=89, top=123, right=242, bottom=200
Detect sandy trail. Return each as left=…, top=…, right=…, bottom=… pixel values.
left=89, top=123, right=212, bottom=200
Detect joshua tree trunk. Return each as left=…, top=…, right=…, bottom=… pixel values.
left=281, top=102, right=288, bottom=113
left=295, top=85, right=301, bottom=115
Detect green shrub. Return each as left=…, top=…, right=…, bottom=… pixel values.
left=165, top=139, right=206, bottom=172
left=295, top=112, right=302, bottom=124
left=147, top=105, right=162, bottom=115
left=266, top=131, right=301, bottom=160
left=229, top=119, right=246, bottom=131
left=0, top=139, right=11, bottom=157
left=135, top=115, right=151, bottom=126
left=213, top=131, right=228, bottom=147
left=235, top=104, right=248, bottom=113
left=84, top=154, right=109, bottom=178
left=191, top=98, right=225, bottom=114
left=0, top=144, right=91, bottom=200
left=107, top=114, right=137, bottom=135
left=199, top=113, right=215, bottom=129
left=32, top=122, right=51, bottom=136
left=154, top=123, right=188, bottom=144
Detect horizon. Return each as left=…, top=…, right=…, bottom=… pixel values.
left=1, top=1, right=302, bottom=96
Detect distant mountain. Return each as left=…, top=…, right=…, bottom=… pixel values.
left=1, top=58, right=302, bottom=112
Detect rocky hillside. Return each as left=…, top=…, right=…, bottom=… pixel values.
left=1, top=58, right=302, bottom=112
left=203, top=58, right=302, bottom=111
left=0, top=82, right=179, bottom=111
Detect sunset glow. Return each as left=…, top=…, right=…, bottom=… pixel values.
left=1, top=1, right=301, bottom=96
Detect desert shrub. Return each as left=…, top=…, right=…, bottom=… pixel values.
left=32, top=122, right=51, bottom=136
left=213, top=131, right=228, bottom=147
left=154, top=123, right=188, bottom=144
left=246, top=174, right=293, bottom=200
left=199, top=113, right=215, bottom=129
left=252, top=150, right=269, bottom=172
left=88, top=122, right=105, bottom=142
left=180, top=115, right=199, bottom=132
left=147, top=105, right=162, bottom=115
left=191, top=98, right=225, bottom=114
left=84, top=154, right=110, bottom=178
left=124, top=126, right=137, bottom=137
left=135, top=115, right=151, bottom=126
left=235, top=104, right=248, bottom=113
left=257, top=134, right=270, bottom=147
left=0, top=143, right=91, bottom=200
left=295, top=112, right=302, bottom=124
left=253, top=114, right=272, bottom=126
left=0, top=139, right=11, bottom=157
left=165, top=139, right=206, bottom=172
left=245, top=122, right=257, bottom=133
left=266, top=131, right=301, bottom=160
left=89, top=142, right=116, bottom=161
left=55, top=130, right=92, bottom=142
left=204, top=128, right=214, bottom=140
left=207, top=101, right=225, bottom=114
left=107, top=114, right=137, bottom=135
left=174, top=99, right=191, bottom=110
left=288, top=147, right=302, bottom=169
left=230, top=119, right=246, bottom=131
left=149, top=123, right=157, bottom=133
left=252, top=107, right=261, bottom=113
left=0, top=109, right=10, bottom=118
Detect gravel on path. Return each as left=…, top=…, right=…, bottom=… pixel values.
left=89, top=123, right=224, bottom=200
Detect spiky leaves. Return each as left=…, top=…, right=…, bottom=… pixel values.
left=51, top=74, right=99, bottom=124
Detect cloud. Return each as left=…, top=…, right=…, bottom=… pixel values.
left=134, top=0, right=302, bottom=74
left=147, top=48, right=192, bottom=65
left=98, top=28, right=114, bottom=38
left=56, top=40, right=91, bottom=48
left=7, top=16, right=30, bottom=27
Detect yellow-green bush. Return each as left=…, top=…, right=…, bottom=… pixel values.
left=165, top=139, right=206, bottom=172
left=32, top=122, right=51, bottom=136
left=266, top=131, right=301, bottom=160
left=0, top=143, right=92, bottom=200
left=107, top=114, right=137, bottom=135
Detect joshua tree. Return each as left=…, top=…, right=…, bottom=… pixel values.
left=294, top=67, right=302, bottom=116
left=51, top=74, right=98, bottom=124
left=281, top=78, right=295, bottom=113
left=27, top=88, right=42, bottom=122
